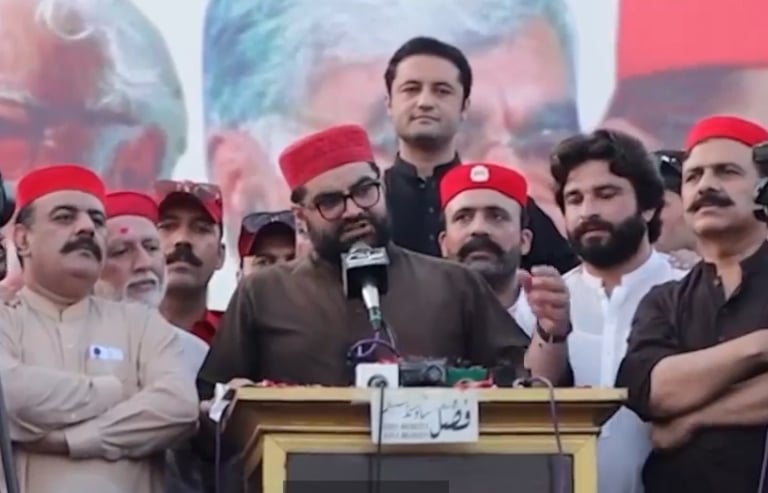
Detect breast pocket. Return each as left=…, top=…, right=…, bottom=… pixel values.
left=84, top=344, right=136, bottom=390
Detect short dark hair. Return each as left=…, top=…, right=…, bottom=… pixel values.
left=14, top=204, right=35, bottom=267
left=289, top=162, right=381, bottom=204
left=384, top=36, right=473, bottom=101
left=550, top=128, right=665, bottom=243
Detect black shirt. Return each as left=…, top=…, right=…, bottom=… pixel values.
left=384, top=154, right=579, bottom=274
left=616, top=241, right=768, bottom=493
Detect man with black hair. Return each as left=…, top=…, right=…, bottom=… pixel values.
left=236, top=210, right=296, bottom=279
left=652, top=150, right=699, bottom=270
left=551, top=128, right=686, bottom=493
left=383, top=36, right=579, bottom=274
left=617, top=116, right=768, bottom=492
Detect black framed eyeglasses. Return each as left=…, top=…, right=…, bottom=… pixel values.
left=242, top=210, right=295, bottom=233
left=309, top=181, right=382, bottom=221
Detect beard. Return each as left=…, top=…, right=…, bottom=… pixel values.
left=307, top=211, right=391, bottom=267
left=568, top=214, right=647, bottom=269
left=456, top=234, right=520, bottom=291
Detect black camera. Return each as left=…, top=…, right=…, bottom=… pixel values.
left=398, top=357, right=448, bottom=387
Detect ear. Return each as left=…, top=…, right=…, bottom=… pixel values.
left=437, top=230, right=448, bottom=258
left=216, top=241, right=226, bottom=270
left=520, top=228, right=533, bottom=257
left=12, top=223, right=30, bottom=261
left=460, top=97, right=471, bottom=122
left=292, top=204, right=307, bottom=227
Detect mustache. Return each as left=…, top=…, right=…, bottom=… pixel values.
left=166, top=244, right=203, bottom=267
left=573, top=217, right=615, bottom=241
left=688, top=190, right=734, bottom=212
left=457, top=235, right=504, bottom=261
left=61, top=236, right=102, bottom=261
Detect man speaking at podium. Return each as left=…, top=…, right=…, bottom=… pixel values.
left=199, top=124, right=565, bottom=396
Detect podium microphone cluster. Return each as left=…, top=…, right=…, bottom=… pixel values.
left=342, top=241, right=390, bottom=331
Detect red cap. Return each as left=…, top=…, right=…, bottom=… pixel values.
left=278, top=124, right=375, bottom=190
left=440, top=163, right=528, bottom=209
left=16, top=164, right=106, bottom=210
left=685, top=115, right=768, bottom=152
left=155, top=180, right=223, bottom=224
left=105, top=191, right=159, bottom=223
left=617, top=0, right=767, bottom=81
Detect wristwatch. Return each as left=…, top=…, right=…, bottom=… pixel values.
left=536, top=322, right=570, bottom=344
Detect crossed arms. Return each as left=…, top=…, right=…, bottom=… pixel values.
left=615, top=284, right=768, bottom=447
left=0, top=309, right=199, bottom=461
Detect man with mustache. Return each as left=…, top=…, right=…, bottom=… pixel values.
left=97, top=190, right=209, bottom=375
left=438, top=162, right=571, bottom=383
left=97, top=190, right=209, bottom=493
left=617, top=116, right=768, bottom=492
left=383, top=37, right=579, bottom=274
left=156, top=180, right=225, bottom=345
left=0, top=164, right=198, bottom=493
left=550, top=129, right=686, bottom=493
left=199, top=124, right=568, bottom=398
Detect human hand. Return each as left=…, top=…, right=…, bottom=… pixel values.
left=199, top=377, right=256, bottom=421
left=519, top=266, right=571, bottom=337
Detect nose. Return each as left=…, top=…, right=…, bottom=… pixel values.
left=132, top=246, right=154, bottom=272
left=416, top=88, right=436, bottom=110
left=340, top=196, right=365, bottom=220
left=466, top=214, right=491, bottom=236
left=74, top=212, right=96, bottom=237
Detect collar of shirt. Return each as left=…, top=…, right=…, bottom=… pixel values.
left=578, top=249, right=680, bottom=293
left=698, top=240, right=768, bottom=280
left=390, top=152, right=461, bottom=179
left=18, top=286, right=91, bottom=321
left=190, top=309, right=223, bottom=345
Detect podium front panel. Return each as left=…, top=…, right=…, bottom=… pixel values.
left=282, top=453, right=574, bottom=493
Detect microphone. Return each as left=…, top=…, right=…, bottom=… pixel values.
left=341, top=241, right=389, bottom=330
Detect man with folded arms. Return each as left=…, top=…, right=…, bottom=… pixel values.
left=0, top=164, right=198, bottom=493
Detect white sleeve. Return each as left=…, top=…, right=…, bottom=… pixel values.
left=508, top=291, right=537, bottom=337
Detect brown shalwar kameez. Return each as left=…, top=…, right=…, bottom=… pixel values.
left=198, top=244, right=530, bottom=396
left=0, top=288, right=199, bottom=493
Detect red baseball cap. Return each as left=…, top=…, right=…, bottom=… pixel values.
left=154, top=179, right=223, bottom=224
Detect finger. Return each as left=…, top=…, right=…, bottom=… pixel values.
left=528, top=291, right=569, bottom=308
left=530, top=265, right=560, bottom=277
left=517, top=270, right=533, bottom=292
left=530, top=276, right=567, bottom=293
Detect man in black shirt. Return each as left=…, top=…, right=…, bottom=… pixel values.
left=616, top=115, right=768, bottom=493
left=382, top=37, right=579, bottom=273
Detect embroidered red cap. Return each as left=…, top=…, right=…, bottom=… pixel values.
left=154, top=180, right=223, bottom=224
left=16, top=164, right=106, bottom=210
left=685, top=115, right=768, bottom=152
left=105, top=191, right=159, bottom=223
left=278, top=124, right=375, bottom=190
left=617, top=0, right=767, bottom=81
left=440, top=162, right=528, bottom=209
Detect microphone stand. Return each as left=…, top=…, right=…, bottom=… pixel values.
left=0, top=376, right=20, bottom=493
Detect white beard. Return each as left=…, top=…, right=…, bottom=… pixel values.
left=95, top=273, right=167, bottom=309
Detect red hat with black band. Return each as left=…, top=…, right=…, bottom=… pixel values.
left=440, top=162, right=528, bottom=210
left=16, top=164, right=106, bottom=211
left=154, top=180, right=223, bottom=224
left=278, top=124, right=375, bottom=190
left=105, top=191, right=159, bottom=223
left=685, top=115, right=768, bottom=152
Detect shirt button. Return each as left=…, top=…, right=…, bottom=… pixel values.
left=419, top=182, right=426, bottom=189
left=429, top=235, right=436, bottom=241
left=428, top=207, right=435, bottom=214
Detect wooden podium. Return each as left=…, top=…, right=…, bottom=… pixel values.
left=228, top=386, right=626, bottom=493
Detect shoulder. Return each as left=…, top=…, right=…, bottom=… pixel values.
left=562, top=265, right=583, bottom=286
left=397, top=247, right=480, bottom=281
